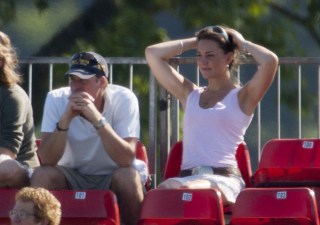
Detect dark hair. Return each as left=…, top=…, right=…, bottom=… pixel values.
left=196, top=26, right=235, bottom=52
left=195, top=26, right=241, bottom=84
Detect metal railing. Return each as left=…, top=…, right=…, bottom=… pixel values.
left=19, top=56, right=320, bottom=186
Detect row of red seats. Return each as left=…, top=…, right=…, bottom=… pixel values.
left=0, top=140, right=150, bottom=225
left=139, top=141, right=252, bottom=225
left=138, top=187, right=319, bottom=225
left=230, top=138, right=320, bottom=225
left=1, top=139, right=320, bottom=224
left=0, top=189, right=120, bottom=225
left=138, top=139, right=320, bottom=225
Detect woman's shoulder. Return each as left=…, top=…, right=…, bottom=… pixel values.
left=185, top=87, right=203, bottom=105
left=190, top=86, right=204, bottom=95
left=187, top=87, right=203, bottom=98
left=0, top=85, right=30, bottom=103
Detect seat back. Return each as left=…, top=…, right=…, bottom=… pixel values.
left=163, top=141, right=183, bottom=180
left=52, top=190, right=120, bottom=225
left=230, top=187, right=319, bottom=225
left=0, top=189, right=17, bottom=225
left=138, top=188, right=225, bottom=225
left=253, top=138, right=320, bottom=187
left=235, top=142, right=252, bottom=187
left=258, top=139, right=320, bottom=168
left=163, top=141, right=252, bottom=187
left=0, top=189, right=121, bottom=225
left=136, top=141, right=151, bottom=191
left=35, top=139, right=42, bottom=149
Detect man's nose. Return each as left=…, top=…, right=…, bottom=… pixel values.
left=71, top=82, right=84, bottom=91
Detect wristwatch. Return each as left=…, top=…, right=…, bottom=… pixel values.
left=94, top=117, right=108, bottom=129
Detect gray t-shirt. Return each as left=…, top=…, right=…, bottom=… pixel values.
left=0, top=85, right=40, bottom=168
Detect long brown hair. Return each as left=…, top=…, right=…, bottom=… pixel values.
left=0, top=31, right=22, bottom=87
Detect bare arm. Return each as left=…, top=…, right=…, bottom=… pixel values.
left=0, top=147, right=16, bottom=158
left=38, top=112, right=72, bottom=165
left=96, top=124, right=138, bottom=167
left=230, top=29, right=279, bottom=115
left=37, top=90, right=79, bottom=165
left=39, top=123, right=137, bottom=167
left=78, top=92, right=138, bottom=167
left=145, top=38, right=198, bottom=108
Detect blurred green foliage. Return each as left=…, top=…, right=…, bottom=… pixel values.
left=1, top=0, right=320, bottom=145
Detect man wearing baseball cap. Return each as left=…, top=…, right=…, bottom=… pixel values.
left=31, top=52, right=144, bottom=225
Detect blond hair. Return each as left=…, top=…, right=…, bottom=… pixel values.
left=15, top=187, right=61, bottom=225
left=0, top=31, right=22, bottom=87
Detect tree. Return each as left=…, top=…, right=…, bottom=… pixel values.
left=2, top=1, right=319, bottom=57
left=1, top=0, right=319, bottom=142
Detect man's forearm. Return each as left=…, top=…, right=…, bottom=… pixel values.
left=38, top=129, right=68, bottom=165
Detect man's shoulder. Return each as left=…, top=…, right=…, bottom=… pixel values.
left=48, top=87, right=71, bottom=98
left=108, top=84, right=132, bottom=92
left=107, top=84, right=137, bottom=98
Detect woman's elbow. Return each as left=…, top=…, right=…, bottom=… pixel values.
left=261, top=52, right=278, bottom=72
left=145, top=46, right=155, bottom=59
left=268, top=52, right=279, bottom=68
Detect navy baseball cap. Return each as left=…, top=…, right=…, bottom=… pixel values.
left=64, top=52, right=108, bottom=79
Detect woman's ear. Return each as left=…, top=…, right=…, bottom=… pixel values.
left=226, top=52, right=234, bottom=66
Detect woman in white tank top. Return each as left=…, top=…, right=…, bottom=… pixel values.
left=145, top=25, right=278, bottom=205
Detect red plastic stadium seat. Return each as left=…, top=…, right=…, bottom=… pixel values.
left=163, top=141, right=183, bottom=181
left=235, top=142, right=252, bottom=187
left=163, top=141, right=252, bottom=214
left=0, top=189, right=120, bottom=225
left=135, top=141, right=152, bottom=191
left=138, top=188, right=225, bottom=225
left=164, top=141, right=252, bottom=187
left=35, top=139, right=42, bottom=149
left=51, top=190, right=120, bottom=225
left=229, top=187, right=319, bottom=225
left=0, top=189, right=17, bottom=225
left=253, top=139, right=320, bottom=187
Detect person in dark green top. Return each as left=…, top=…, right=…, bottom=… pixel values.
left=0, top=31, right=40, bottom=188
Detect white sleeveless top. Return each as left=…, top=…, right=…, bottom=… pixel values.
left=182, top=87, right=253, bottom=170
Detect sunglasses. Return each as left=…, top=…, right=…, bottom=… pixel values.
left=70, top=52, right=106, bottom=76
left=196, top=26, right=230, bottom=44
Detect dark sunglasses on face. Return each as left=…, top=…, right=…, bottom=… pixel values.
left=70, top=53, right=106, bottom=76
left=196, top=26, right=230, bottom=44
